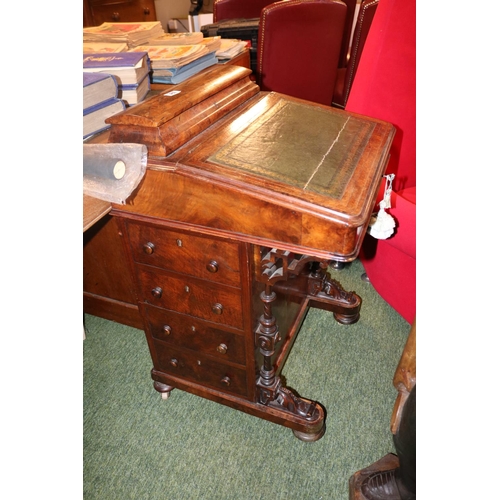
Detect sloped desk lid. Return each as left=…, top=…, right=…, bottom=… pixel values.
left=207, top=97, right=374, bottom=200
left=164, top=92, right=396, bottom=225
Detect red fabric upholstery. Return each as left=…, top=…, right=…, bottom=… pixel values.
left=345, top=0, right=416, bottom=323
left=213, top=0, right=355, bottom=71
left=213, top=0, right=273, bottom=21
left=257, top=0, right=346, bottom=105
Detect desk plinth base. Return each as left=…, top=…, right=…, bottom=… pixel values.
left=151, top=370, right=326, bottom=442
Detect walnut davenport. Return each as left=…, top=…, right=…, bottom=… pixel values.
left=84, top=66, right=395, bottom=441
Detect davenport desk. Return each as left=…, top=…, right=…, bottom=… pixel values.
left=84, top=65, right=395, bottom=441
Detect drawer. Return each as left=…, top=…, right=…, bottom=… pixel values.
left=89, top=0, right=156, bottom=25
left=127, top=222, right=241, bottom=287
left=137, top=266, right=244, bottom=329
left=143, top=305, right=247, bottom=366
left=154, top=341, right=249, bottom=398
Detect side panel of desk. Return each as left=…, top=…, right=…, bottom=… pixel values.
left=83, top=214, right=143, bottom=329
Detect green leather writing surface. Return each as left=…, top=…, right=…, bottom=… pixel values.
left=208, top=99, right=375, bottom=199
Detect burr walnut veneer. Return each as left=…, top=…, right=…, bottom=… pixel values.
left=85, top=65, right=395, bottom=441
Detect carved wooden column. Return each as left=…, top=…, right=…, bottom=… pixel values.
left=255, top=279, right=325, bottom=441
left=253, top=247, right=364, bottom=440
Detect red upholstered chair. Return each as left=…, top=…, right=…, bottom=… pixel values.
left=213, top=0, right=355, bottom=70
left=213, top=0, right=273, bottom=21
left=346, top=0, right=416, bottom=324
left=256, top=0, right=347, bottom=106
left=332, top=0, right=378, bottom=109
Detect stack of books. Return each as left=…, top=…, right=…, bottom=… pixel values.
left=148, top=31, right=204, bottom=45
left=199, top=36, right=222, bottom=53
left=83, top=21, right=164, bottom=48
left=215, top=39, right=248, bottom=61
left=83, top=42, right=128, bottom=54
left=131, top=44, right=217, bottom=84
left=83, top=51, right=151, bottom=106
left=147, top=32, right=221, bottom=53
left=83, top=73, right=125, bottom=140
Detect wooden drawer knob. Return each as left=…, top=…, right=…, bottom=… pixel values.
left=217, top=343, right=228, bottom=354
left=163, top=325, right=171, bottom=336
left=111, top=12, right=120, bottom=21
left=143, top=242, right=155, bottom=255
left=206, top=260, right=219, bottom=273
left=220, top=376, right=231, bottom=386
left=151, top=287, right=163, bottom=298
left=144, top=7, right=150, bottom=14
left=212, top=303, right=223, bottom=315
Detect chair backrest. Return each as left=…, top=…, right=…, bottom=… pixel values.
left=338, top=0, right=357, bottom=68
left=332, top=0, right=378, bottom=108
left=213, top=0, right=273, bottom=22
left=256, top=0, right=347, bottom=106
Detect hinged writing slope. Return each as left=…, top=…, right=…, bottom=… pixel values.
left=105, top=65, right=259, bottom=157
left=208, top=98, right=376, bottom=200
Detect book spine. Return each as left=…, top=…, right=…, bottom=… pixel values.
left=83, top=52, right=148, bottom=69
left=83, top=97, right=124, bottom=116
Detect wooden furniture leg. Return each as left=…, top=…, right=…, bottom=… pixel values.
left=253, top=248, right=363, bottom=441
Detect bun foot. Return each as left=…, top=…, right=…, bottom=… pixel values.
left=292, top=422, right=326, bottom=442
left=154, top=381, right=174, bottom=400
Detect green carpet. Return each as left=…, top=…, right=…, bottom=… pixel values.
left=83, top=258, right=410, bottom=500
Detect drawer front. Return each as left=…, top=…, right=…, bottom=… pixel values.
left=144, top=305, right=246, bottom=366
left=127, top=222, right=241, bottom=287
left=154, top=341, right=249, bottom=398
left=89, top=1, right=156, bottom=25
left=138, top=266, right=244, bottom=329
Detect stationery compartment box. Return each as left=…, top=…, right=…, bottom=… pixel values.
left=201, top=18, right=260, bottom=73
left=106, top=65, right=259, bottom=157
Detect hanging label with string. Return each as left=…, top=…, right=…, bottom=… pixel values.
left=367, top=173, right=396, bottom=239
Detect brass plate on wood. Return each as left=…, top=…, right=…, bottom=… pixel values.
left=208, top=99, right=375, bottom=199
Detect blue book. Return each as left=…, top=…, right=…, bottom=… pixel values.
left=83, top=52, right=150, bottom=86
left=151, top=53, right=218, bottom=85
left=151, top=52, right=216, bottom=77
left=118, top=73, right=151, bottom=106
left=83, top=97, right=125, bottom=140
left=83, top=72, right=118, bottom=111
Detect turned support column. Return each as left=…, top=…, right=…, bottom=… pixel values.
left=255, top=285, right=281, bottom=405
left=255, top=249, right=327, bottom=441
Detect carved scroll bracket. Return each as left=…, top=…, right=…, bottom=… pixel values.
left=259, top=248, right=362, bottom=324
